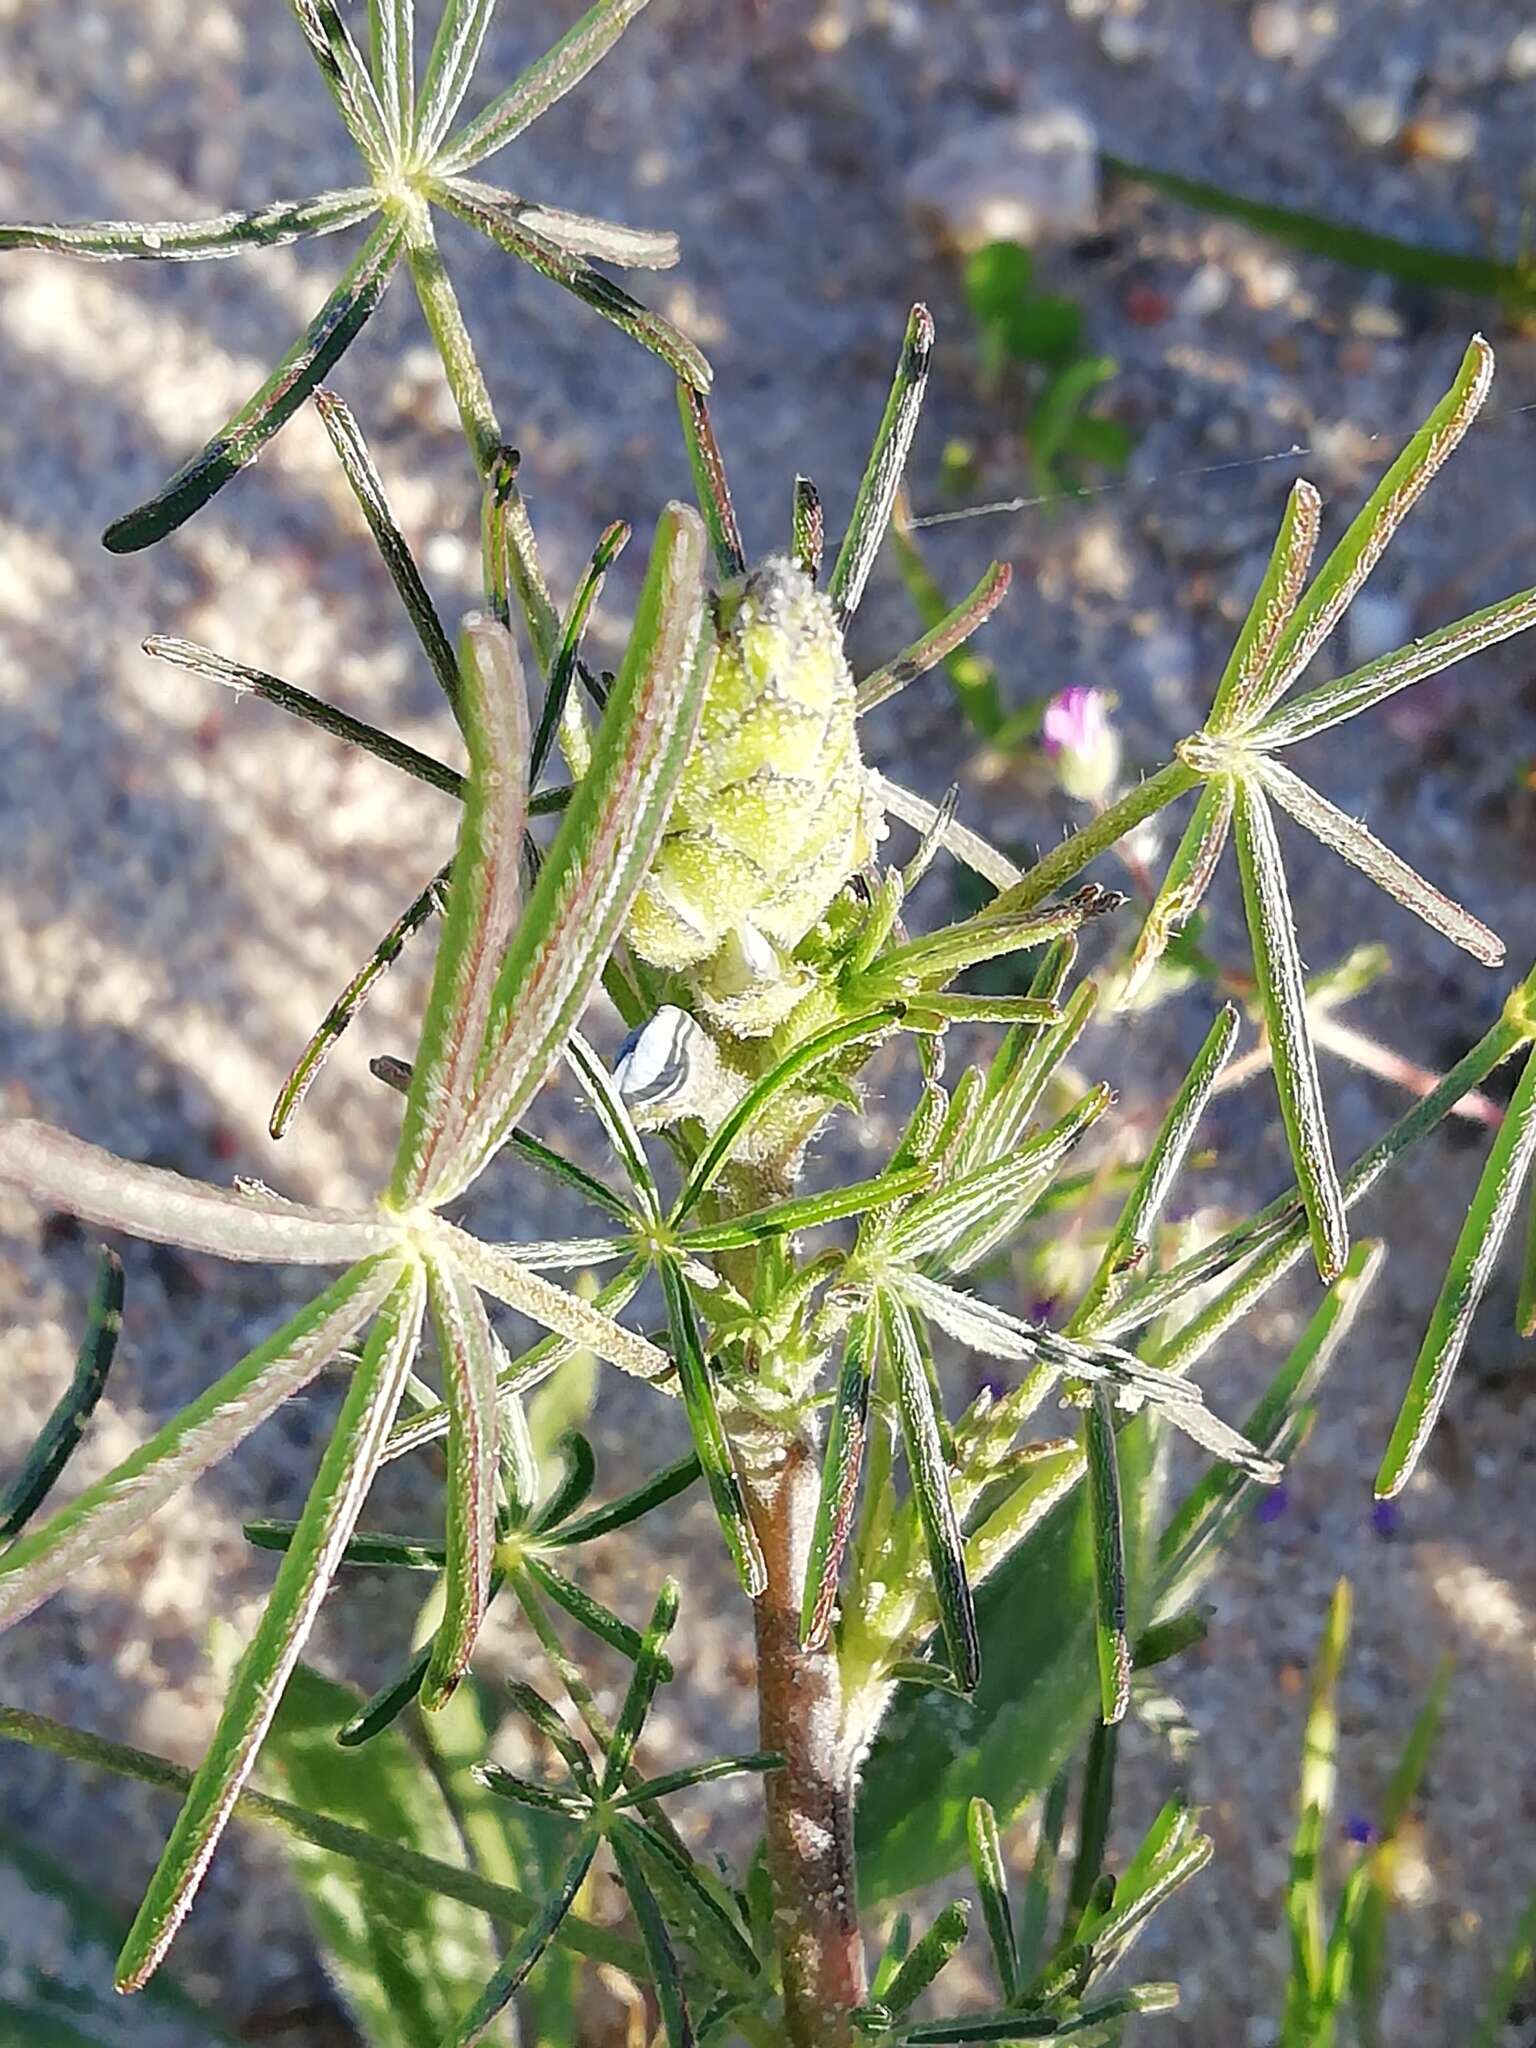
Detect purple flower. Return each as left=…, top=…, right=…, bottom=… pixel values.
left=1040, top=688, right=1120, bottom=805
left=1256, top=1483, right=1290, bottom=1525
left=1345, top=1811, right=1376, bottom=1846
left=1371, top=1498, right=1401, bottom=1540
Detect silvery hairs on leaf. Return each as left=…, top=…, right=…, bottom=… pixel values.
left=0, top=0, right=704, bottom=549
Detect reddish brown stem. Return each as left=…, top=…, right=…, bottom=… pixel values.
left=750, top=1432, right=867, bottom=2047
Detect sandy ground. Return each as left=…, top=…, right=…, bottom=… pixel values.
left=1, top=1, right=1535, bottom=2042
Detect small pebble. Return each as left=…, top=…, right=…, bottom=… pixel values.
left=1507, top=26, right=1536, bottom=79
left=1401, top=109, right=1479, bottom=164
left=1099, top=15, right=1160, bottom=63
left=1249, top=2, right=1303, bottom=62
left=1178, top=260, right=1231, bottom=320
left=1341, top=90, right=1404, bottom=150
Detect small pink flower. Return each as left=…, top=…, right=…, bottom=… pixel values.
left=1041, top=687, right=1120, bottom=805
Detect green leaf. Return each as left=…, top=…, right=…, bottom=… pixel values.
left=966, top=1799, right=1020, bottom=2001
left=115, top=1265, right=427, bottom=1991
left=391, top=616, right=530, bottom=1206
left=289, top=0, right=393, bottom=171
left=447, top=1833, right=600, bottom=2048
left=428, top=502, right=711, bottom=1203
left=1252, top=753, right=1502, bottom=966
left=802, top=1305, right=878, bottom=1649
left=532, top=519, right=630, bottom=781
left=1232, top=774, right=1348, bottom=1282
left=313, top=387, right=462, bottom=714
left=103, top=216, right=403, bottom=551
left=856, top=562, right=1012, bottom=718
left=1377, top=1042, right=1536, bottom=1497
left=421, top=1249, right=503, bottom=1708
left=1084, top=1390, right=1129, bottom=1727
left=413, top=0, right=498, bottom=157
left=1470, top=1881, right=1536, bottom=2048
left=828, top=303, right=934, bottom=625
left=0, top=1825, right=232, bottom=2047
left=1207, top=479, right=1321, bottom=734
left=1259, top=337, right=1494, bottom=719
left=881, top=1899, right=971, bottom=2017
left=0, top=187, right=376, bottom=261
left=682, top=1163, right=934, bottom=1252
left=601, top=1578, right=680, bottom=1792
left=260, top=1663, right=510, bottom=2048
left=547, top=1450, right=702, bottom=1547
left=1252, top=580, right=1536, bottom=751
left=608, top=1822, right=697, bottom=2046
left=1072, top=1004, right=1239, bottom=1330
left=882, top=1290, right=979, bottom=1693
left=1281, top=1579, right=1351, bottom=2046
left=792, top=472, right=824, bottom=580
left=367, top=0, right=414, bottom=147
left=659, top=1262, right=766, bottom=1598
left=436, top=180, right=710, bottom=390
left=437, top=0, right=655, bottom=174
left=857, top=1416, right=1157, bottom=1899
left=0, top=1255, right=399, bottom=1635
left=1156, top=1240, right=1383, bottom=1615
left=1, top=1247, right=123, bottom=1540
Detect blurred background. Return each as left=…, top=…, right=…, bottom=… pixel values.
left=1, top=0, right=1534, bottom=2040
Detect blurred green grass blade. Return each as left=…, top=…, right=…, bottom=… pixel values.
left=1281, top=1579, right=1351, bottom=2046
left=1073, top=1004, right=1239, bottom=1329
left=0, top=187, right=376, bottom=260
left=438, top=0, right=654, bottom=173
left=1121, top=779, right=1233, bottom=1007
left=1065, top=1716, right=1117, bottom=1923
left=1470, top=1882, right=1536, bottom=2048
left=1378, top=1042, right=1536, bottom=1497
left=869, top=1912, right=913, bottom=2000
left=1233, top=775, right=1348, bottom=1281
left=0, top=1247, right=122, bottom=1541
left=1016, top=1770, right=1069, bottom=1984
left=1260, top=337, right=1494, bottom=716
left=1106, top=155, right=1536, bottom=312
left=0, top=1705, right=638, bottom=1972
left=391, top=619, right=529, bottom=1204
left=801, top=1305, right=878, bottom=1650
left=314, top=387, right=462, bottom=713
left=547, top=1450, right=701, bottom=1547
left=1520, top=1164, right=1536, bottom=1340
left=1253, top=753, right=1503, bottom=966
left=1253, top=581, right=1536, bottom=751
left=882, top=1290, right=979, bottom=1693
left=660, top=1263, right=766, bottom=1598
left=1341, top=1658, right=1451, bottom=2044
left=881, top=1899, right=971, bottom=2017
left=677, top=384, right=747, bottom=578
left=412, top=0, right=497, bottom=157
left=966, top=1798, right=1020, bottom=2001
left=0, top=1255, right=397, bottom=1635
left=856, top=561, right=1012, bottom=718
left=532, top=520, right=630, bottom=782
left=1156, top=1240, right=1383, bottom=1614
left=1208, top=479, right=1320, bottom=733
left=436, top=503, right=710, bottom=1202
left=609, top=1822, right=696, bottom=2046
left=1084, top=1390, right=1130, bottom=1727
left=290, top=0, right=392, bottom=170
left=103, top=216, right=402, bottom=551
left=421, top=1251, right=501, bottom=1709
left=601, top=1578, right=679, bottom=1794
left=829, top=303, right=935, bottom=625
left=436, top=179, right=710, bottom=390
left=116, top=1264, right=427, bottom=1991
left=447, top=1833, right=599, bottom=2048
left=261, top=1661, right=511, bottom=2048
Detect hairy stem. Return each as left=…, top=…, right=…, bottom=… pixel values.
left=749, top=1430, right=867, bottom=2046
left=994, top=758, right=1198, bottom=913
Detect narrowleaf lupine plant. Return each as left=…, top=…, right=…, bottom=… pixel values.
left=4, top=6, right=1536, bottom=2044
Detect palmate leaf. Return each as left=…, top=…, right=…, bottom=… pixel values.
left=116, top=1263, right=428, bottom=1990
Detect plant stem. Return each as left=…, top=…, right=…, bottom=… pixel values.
left=994, top=759, right=1198, bottom=913
left=749, top=1430, right=867, bottom=2046
left=404, top=207, right=502, bottom=475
